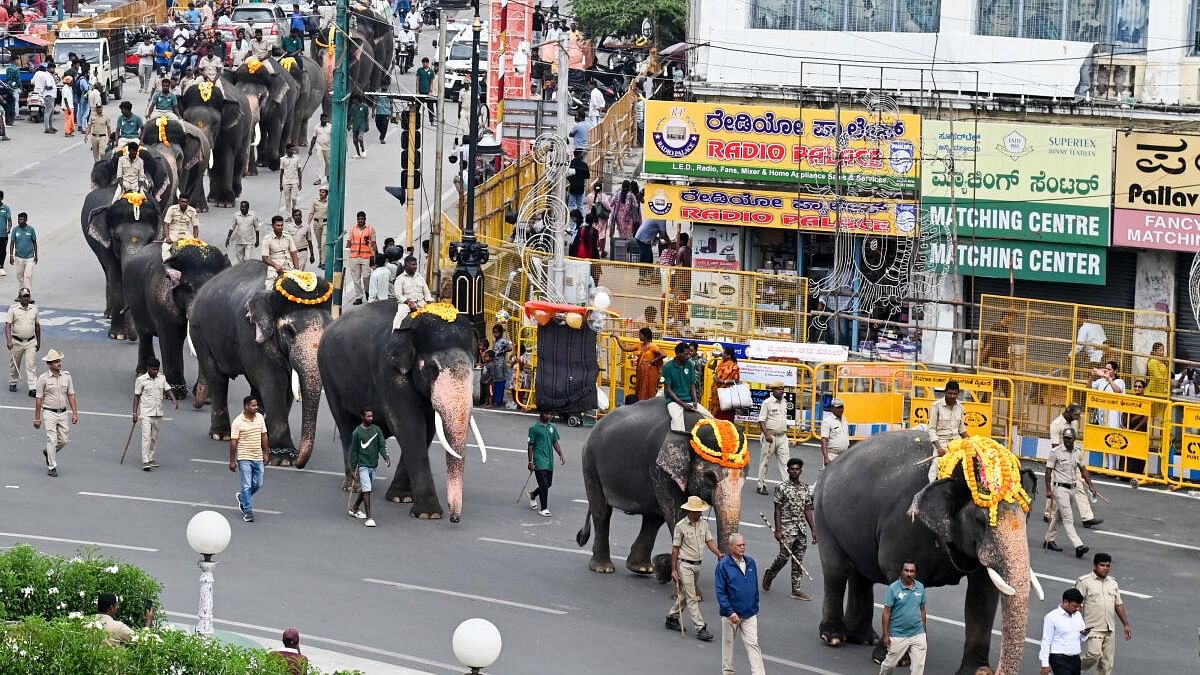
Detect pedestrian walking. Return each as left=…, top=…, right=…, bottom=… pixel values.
left=309, top=115, right=332, bottom=182
left=926, top=380, right=968, bottom=478
left=6, top=288, right=40, bottom=396
left=278, top=143, right=303, bottom=215
left=86, top=104, right=113, bottom=162
left=715, top=533, right=765, bottom=675
left=161, top=194, right=200, bottom=258
left=526, top=409, right=565, bottom=517
left=755, top=381, right=789, bottom=494
left=0, top=191, right=10, bottom=276
left=665, top=495, right=721, bottom=641
left=878, top=560, right=928, bottom=675
left=1039, top=588, right=1089, bottom=675
left=348, top=408, right=391, bottom=527
left=8, top=212, right=37, bottom=291
left=350, top=97, right=369, bottom=157
left=819, top=398, right=849, bottom=465
left=30, top=64, right=56, bottom=133
left=288, top=208, right=315, bottom=270
left=229, top=395, right=268, bottom=522
left=416, top=58, right=436, bottom=123
left=261, top=215, right=299, bottom=290
left=225, top=201, right=260, bottom=264
left=374, top=94, right=391, bottom=143
left=1074, top=553, right=1132, bottom=675
left=567, top=149, right=589, bottom=213
left=1043, top=404, right=1102, bottom=528
left=132, top=357, right=178, bottom=471
left=491, top=324, right=513, bottom=407
left=346, top=212, right=377, bottom=304
left=1044, top=427, right=1101, bottom=558
left=33, top=349, right=78, bottom=478
left=136, top=37, right=155, bottom=91
left=307, top=187, right=329, bottom=267
left=762, top=458, right=817, bottom=600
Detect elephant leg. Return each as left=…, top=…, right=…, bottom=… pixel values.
left=206, top=374, right=232, bottom=441
left=957, top=569, right=999, bottom=675
left=104, top=264, right=126, bottom=339
left=254, top=369, right=298, bottom=463
left=334, top=410, right=360, bottom=491
left=845, top=571, right=880, bottom=646
left=158, top=323, right=189, bottom=399
left=133, top=322, right=157, bottom=376
left=626, top=512, right=664, bottom=575
left=819, top=546, right=851, bottom=647
left=382, top=391, right=441, bottom=518
left=387, top=423, right=414, bottom=502
left=588, top=506, right=616, bottom=574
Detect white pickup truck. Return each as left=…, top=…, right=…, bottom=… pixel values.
left=53, top=29, right=126, bottom=103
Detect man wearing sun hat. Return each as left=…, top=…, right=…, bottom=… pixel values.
left=33, top=348, right=78, bottom=477
left=666, top=495, right=723, bottom=641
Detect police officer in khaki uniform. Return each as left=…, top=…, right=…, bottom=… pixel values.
left=665, top=495, right=722, bottom=642
left=288, top=208, right=316, bottom=270
left=34, top=349, right=79, bottom=477
left=819, top=398, right=849, bottom=465
left=1044, top=404, right=1102, bottom=527
left=261, top=215, right=299, bottom=289
left=1044, top=427, right=1101, bottom=558
left=307, top=187, right=329, bottom=268
left=5, top=288, right=40, bottom=396
left=132, top=357, right=178, bottom=471
left=1074, top=552, right=1132, bottom=675
left=86, top=105, right=113, bottom=162
left=755, top=381, right=790, bottom=495
left=161, top=194, right=201, bottom=259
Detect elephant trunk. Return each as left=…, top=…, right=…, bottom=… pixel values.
left=982, top=507, right=1032, bottom=675
left=291, top=323, right=325, bottom=468
left=712, top=469, right=745, bottom=554
left=430, top=353, right=474, bottom=522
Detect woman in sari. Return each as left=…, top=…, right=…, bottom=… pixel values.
left=708, top=347, right=741, bottom=421
left=619, top=327, right=665, bottom=403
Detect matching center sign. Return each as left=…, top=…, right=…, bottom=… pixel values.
left=1113, top=131, right=1200, bottom=251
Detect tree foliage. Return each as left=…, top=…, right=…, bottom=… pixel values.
left=571, top=0, right=687, bottom=46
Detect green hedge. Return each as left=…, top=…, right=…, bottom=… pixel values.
left=0, top=545, right=161, bottom=627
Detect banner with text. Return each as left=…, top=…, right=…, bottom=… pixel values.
left=643, top=183, right=918, bottom=237
left=643, top=101, right=921, bottom=192
left=920, top=120, right=1113, bottom=246
left=925, top=239, right=1107, bottom=285
left=1113, top=131, right=1200, bottom=251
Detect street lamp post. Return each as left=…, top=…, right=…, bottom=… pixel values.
left=451, top=618, right=502, bottom=674
left=185, top=510, right=232, bottom=637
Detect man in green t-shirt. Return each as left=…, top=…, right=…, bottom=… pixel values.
left=350, top=97, right=369, bottom=158
left=662, top=342, right=711, bottom=433
left=349, top=408, right=391, bottom=528
left=526, top=410, right=565, bottom=517
left=415, top=58, right=437, bottom=124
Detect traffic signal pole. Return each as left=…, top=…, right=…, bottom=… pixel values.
left=405, top=103, right=419, bottom=249
left=325, top=0, right=351, bottom=316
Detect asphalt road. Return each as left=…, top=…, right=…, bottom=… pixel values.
left=1, top=16, right=1198, bottom=675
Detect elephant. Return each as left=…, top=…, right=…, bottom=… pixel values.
left=189, top=262, right=330, bottom=467
left=278, top=55, right=327, bottom=148
left=179, top=76, right=255, bottom=209
left=140, top=115, right=213, bottom=212
left=231, top=57, right=299, bottom=172
left=318, top=300, right=486, bottom=522
left=122, top=241, right=230, bottom=398
left=312, top=9, right=393, bottom=100
left=90, top=145, right=178, bottom=212
left=814, top=431, right=1040, bottom=675
left=81, top=189, right=161, bottom=340
left=575, top=400, right=746, bottom=574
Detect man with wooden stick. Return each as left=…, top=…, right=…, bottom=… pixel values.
left=762, top=457, right=817, bottom=600
left=665, top=495, right=722, bottom=642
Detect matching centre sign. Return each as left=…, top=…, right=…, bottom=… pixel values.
left=643, top=100, right=921, bottom=192
left=925, top=239, right=1107, bottom=285
left=1113, top=131, right=1200, bottom=251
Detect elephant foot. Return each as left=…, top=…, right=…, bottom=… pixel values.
left=385, top=487, right=412, bottom=503
left=625, top=559, right=654, bottom=575
left=209, top=433, right=232, bottom=442
left=589, top=559, right=616, bottom=574
left=212, top=200, right=235, bottom=208
left=449, top=513, right=460, bottom=523
left=127, top=333, right=138, bottom=343
left=168, top=384, right=189, bottom=400
left=819, top=632, right=844, bottom=648
left=411, top=511, right=443, bottom=520
left=408, top=499, right=444, bottom=520
left=245, top=168, right=258, bottom=177
left=846, top=629, right=880, bottom=646
left=196, top=206, right=209, bottom=214
left=269, top=448, right=298, bottom=464
left=870, top=643, right=899, bottom=666
left=103, top=309, right=112, bottom=319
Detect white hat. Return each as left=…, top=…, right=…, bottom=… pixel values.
left=43, top=349, right=64, bottom=362
left=681, top=495, right=710, bottom=512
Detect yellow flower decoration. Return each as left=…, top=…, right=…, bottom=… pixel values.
left=937, top=436, right=1031, bottom=527
left=279, top=56, right=297, bottom=72
left=245, top=57, right=263, bottom=74
left=198, top=81, right=214, bottom=103
left=172, top=237, right=207, bottom=251
left=283, top=270, right=318, bottom=292
left=689, top=418, right=749, bottom=470
left=274, top=271, right=333, bottom=306
left=412, top=302, right=461, bottom=323
left=157, top=115, right=171, bottom=146
left=121, top=192, right=145, bottom=208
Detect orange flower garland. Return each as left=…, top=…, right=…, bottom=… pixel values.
left=689, top=418, right=749, bottom=470
left=937, top=436, right=1031, bottom=526
left=274, top=270, right=332, bottom=306
left=157, top=115, right=171, bottom=146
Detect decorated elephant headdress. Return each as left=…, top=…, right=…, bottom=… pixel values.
left=657, top=417, right=749, bottom=492
left=274, top=270, right=333, bottom=307
left=933, top=436, right=1031, bottom=526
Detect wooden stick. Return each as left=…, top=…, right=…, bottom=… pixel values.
left=516, top=470, right=534, bottom=505
left=757, top=512, right=811, bottom=579
left=118, top=419, right=136, bottom=465
left=673, top=578, right=686, bottom=639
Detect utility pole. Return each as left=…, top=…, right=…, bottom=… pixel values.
left=552, top=33, right=569, bottom=299
left=324, top=0, right=351, bottom=316
left=450, top=0, right=489, bottom=339
left=403, top=101, right=420, bottom=249
left=429, top=11, right=448, bottom=291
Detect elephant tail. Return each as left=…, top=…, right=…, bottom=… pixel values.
left=575, top=507, right=592, bottom=547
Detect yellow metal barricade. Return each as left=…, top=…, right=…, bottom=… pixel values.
left=909, top=372, right=1012, bottom=446
left=723, top=360, right=815, bottom=443
left=814, top=363, right=917, bottom=439
left=512, top=325, right=538, bottom=410
left=1070, top=386, right=1166, bottom=486
left=1167, top=401, right=1200, bottom=489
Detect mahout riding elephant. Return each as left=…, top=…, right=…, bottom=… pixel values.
left=179, top=76, right=254, bottom=208
left=318, top=300, right=487, bottom=522
left=122, top=240, right=230, bottom=398
left=278, top=55, right=326, bottom=148
left=81, top=190, right=160, bottom=340
left=312, top=8, right=394, bottom=98
left=231, top=57, right=299, bottom=172
left=140, top=115, right=213, bottom=212
left=90, top=145, right=177, bottom=212
left=575, top=401, right=747, bottom=574
left=814, top=431, right=1040, bottom=675
left=189, top=263, right=330, bottom=467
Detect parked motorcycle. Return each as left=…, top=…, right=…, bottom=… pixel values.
left=26, top=91, right=44, bottom=124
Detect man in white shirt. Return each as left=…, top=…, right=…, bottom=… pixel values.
left=230, top=29, right=252, bottom=67
left=309, top=115, right=333, bottom=182
left=397, top=25, right=416, bottom=71
left=367, top=254, right=391, bottom=302
left=392, top=255, right=433, bottom=329
left=1089, top=360, right=1125, bottom=471
left=1075, top=316, right=1107, bottom=366
left=31, top=64, right=58, bottom=133
left=136, top=38, right=156, bottom=91
left=587, top=81, right=606, bottom=123
left=819, top=398, right=849, bottom=466
left=1039, top=588, right=1089, bottom=675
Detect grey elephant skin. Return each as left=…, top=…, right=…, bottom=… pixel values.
left=180, top=76, right=254, bottom=208
left=576, top=400, right=744, bottom=574
left=318, top=300, right=479, bottom=522
left=189, top=262, right=330, bottom=467
left=140, top=116, right=212, bottom=212
left=279, top=55, right=327, bottom=148
left=90, top=148, right=177, bottom=212
left=814, top=431, right=1037, bottom=675
left=232, top=58, right=299, bottom=172
left=122, top=243, right=230, bottom=398
left=312, top=9, right=393, bottom=98
left=81, top=190, right=160, bottom=340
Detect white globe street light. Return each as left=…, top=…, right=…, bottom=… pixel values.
left=452, top=618, right=502, bottom=674
left=186, top=511, right=231, bottom=637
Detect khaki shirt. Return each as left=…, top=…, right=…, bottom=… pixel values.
left=820, top=412, right=849, bottom=453
left=1049, top=415, right=1077, bottom=447
left=134, top=372, right=169, bottom=417
left=312, top=124, right=331, bottom=149
left=928, top=398, right=966, bottom=445
left=163, top=205, right=200, bottom=242
left=116, top=154, right=145, bottom=191
left=7, top=303, right=38, bottom=340
left=35, top=370, right=75, bottom=410
left=309, top=198, right=329, bottom=222
left=1075, top=572, right=1122, bottom=632
left=261, top=232, right=297, bottom=269
left=93, top=613, right=134, bottom=647
left=279, top=154, right=301, bottom=184
left=231, top=412, right=267, bottom=461
left=1047, top=442, right=1083, bottom=486
left=672, top=516, right=713, bottom=562
left=89, top=112, right=113, bottom=136
left=757, top=395, right=789, bottom=433
left=231, top=212, right=260, bottom=245
left=288, top=221, right=314, bottom=251
left=393, top=272, right=433, bottom=305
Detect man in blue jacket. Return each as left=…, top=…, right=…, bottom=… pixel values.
left=715, top=533, right=766, bottom=675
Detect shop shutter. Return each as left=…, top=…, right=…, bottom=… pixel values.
left=1174, top=253, right=1200, bottom=365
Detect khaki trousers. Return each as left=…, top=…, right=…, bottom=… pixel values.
left=669, top=560, right=706, bottom=630
left=666, top=401, right=712, bottom=432
left=758, top=433, right=790, bottom=484
left=279, top=182, right=299, bottom=215
left=140, top=415, right=162, bottom=465
left=89, top=134, right=108, bottom=161
left=14, top=257, right=33, bottom=291
left=720, top=614, right=765, bottom=675
left=230, top=243, right=257, bottom=264
left=347, top=257, right=371, bottom=302
left=879, top=633, right=927, bottom=675
left=1043, top=467, right=1094, bottom=522
left=43, top=409, right=69, bottom=470
left=313, top=219, right=326, bottom=265
left=1046, top=484, right=1084, bottom=548
left=1081, top=630, right=1115, bottom=675
left=9, top=339, right=36, bottom=388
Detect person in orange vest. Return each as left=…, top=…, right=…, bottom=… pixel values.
left=346, top=211, right=377, bottom=305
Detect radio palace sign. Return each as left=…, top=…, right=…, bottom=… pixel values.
left=1113, top=132, right=1200, bottom=251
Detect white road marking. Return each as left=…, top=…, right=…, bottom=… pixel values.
left=467, top=443, right=523, bottom=454
left=0, top=531, right=158, bottom=552
left=164, top=611, right=464, bottom=673
left=57, top=143, right=78, bottom=154
left=569, top=499, right=766, bottom=529
left=78, top=491, right=283, bottom=515
left=12, top=162, right=39, bottom=174
left=479, top=536, right=627, bottom=561
left=474, top=407, right=536, bottom=419
left=1032, top=572, right=1152, bottom=599
left=1090, top=529, right=1200, bottom=552
left=1092, top=478, right=1200, bottom=499
left=189, top=458, right=384, bottom=480
left=0, top=404, right=173, bottom=420
left=4, top=485, right=18, bottom=489
left=363, top=577, right=568, bottom=615
left=761, top=654, right=846, bottom=674
left=873, top=603, right=1040, bottom=646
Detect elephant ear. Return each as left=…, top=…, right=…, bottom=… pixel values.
left=179, top=120, right=212, bottom=172
left=910, top=478, right=964, bottom=543
left=245, top=291, right=276, bottom=344
left=221, top=97, right=243, bottom=133
left=655, top=433, right=692, bottom=493
left=163, top=261, right=183, bottom=289
left=383, top=323, right=416, bottom=375
left=85, top=205, right=111, bottom=250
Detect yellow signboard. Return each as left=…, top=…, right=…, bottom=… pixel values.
left=641, top=183, right=917, bottom=237
left=1115, top=131, right=1200, bottom=215
left=1080, top=387, right=1151, bottom=461
left=910, top=372, right=995, bottom=437
left=1176, top=403, right=1200, bottom=476
left=643, top=101, right=921, bottom=192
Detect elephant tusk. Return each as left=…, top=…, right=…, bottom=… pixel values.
left=208, top=149, right=214, bottom=169
left=986, top=567, right=1016, bottom=596
left=186, top=326, right=196, bottom=357
left=469, top=415, right=487, bottom=463
left=292, top=370, right=302, bottom=402
left=1029, top=568, right=1045, bottom=601
left=251, top=124, right=261, bottom=147
left=433, top=411, right=462, bottom=459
